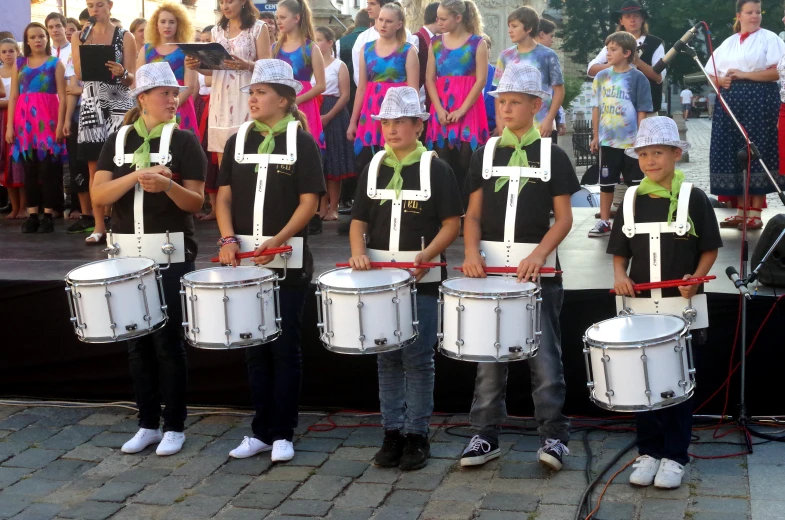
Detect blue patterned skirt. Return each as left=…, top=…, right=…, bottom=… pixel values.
left=321, top=95, right=355, bottom=181
left=709, top=80, right=784, bottom=196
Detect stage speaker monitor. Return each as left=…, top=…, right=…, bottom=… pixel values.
left=750, top=214, right=785, bottom=288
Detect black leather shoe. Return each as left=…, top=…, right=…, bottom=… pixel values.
left=374, top=430, right=405, bottom=468
left=399, top=433, right=430, bottom=471
left=21, top=215, right=39, bottom=233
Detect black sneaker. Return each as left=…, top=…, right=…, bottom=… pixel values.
left=538, top=438, right=569, bottom=471
left=374, top=430, right=405, bottom=468
left=39, top=213, right=54, bottom=233
left=21, top=215, right=39, bottom=233
left=67, top=215, right=95, bottom=234
left=399, top=434, right=430, bottom=471
left=308, top=214, right=322, bottom=236
left=460, top=435, right=500, bottom=467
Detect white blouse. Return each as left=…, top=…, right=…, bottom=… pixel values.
left=1, top=76, right=10, bottom=101
left=312, top=59, right=344, bottom=97
left=705, top=29, right=785, bottom=77
left=198, top=73, right=211, bottom=96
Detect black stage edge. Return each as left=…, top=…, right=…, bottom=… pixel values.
left=2, top=279, right=781, bottom=417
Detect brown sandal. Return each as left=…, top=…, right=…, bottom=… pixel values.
left=719, top=215, right=744, bottom=228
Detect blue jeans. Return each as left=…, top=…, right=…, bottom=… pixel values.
left=469, top=281, right=570, bottom=444
left=246, top=285, right=307, bottom=443
left=127, top=261, right=193, bottom=433
left=377, top=293, right=437, bottom=436
left=636, top=399, right=692, bottom=466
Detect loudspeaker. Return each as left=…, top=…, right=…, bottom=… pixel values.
left=750, top=214, right=785, bottom=287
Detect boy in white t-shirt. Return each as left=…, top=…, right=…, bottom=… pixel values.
left=679, top=88, right=693, bottom=120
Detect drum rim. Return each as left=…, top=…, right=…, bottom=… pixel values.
left=181, top=266, right=278, bottom=287
left=583, top=314, right=688, bottom=347
left=438, top=343, right=539, bottom=362
left=588, top=384, right=695, bottom=412
left=319, top=331, right=419, bottom=354
left=316, top=267, right=414, bottom=293
left=185, top=329, right=282, bottom=349
left=439, top=276, right=539, bottom=299
left=75, top=317, right=167, bottom=343
left=65, top=257, right=157, bottom=285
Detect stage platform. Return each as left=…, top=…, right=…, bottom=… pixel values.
left=0, top=208, right=783, bottom=418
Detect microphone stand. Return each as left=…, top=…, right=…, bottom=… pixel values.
left=678, top=41, right=785, bottom=452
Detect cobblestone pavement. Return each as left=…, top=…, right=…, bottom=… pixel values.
left=2, top=402, right=783, bottom=520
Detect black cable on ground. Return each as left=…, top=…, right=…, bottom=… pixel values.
left=573, top=439, right=637, bottom=520
left=745, top=425, right=785, bottom=443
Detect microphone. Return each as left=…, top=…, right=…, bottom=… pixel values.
left=80, top=16, right=97, bottom=44
left=652, top=22, right=702, bottom=74
left=726, top=266, right=752, bottom=300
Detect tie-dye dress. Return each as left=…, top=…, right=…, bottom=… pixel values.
left=425, top=34, right=488, bottom=151
left=11, top=56, right=66, bottom=163
left=143, top=44, right=199, bottom=138
left=355, top=41, right=413, bottom=156
left=274, top=40, right=325, bottom=150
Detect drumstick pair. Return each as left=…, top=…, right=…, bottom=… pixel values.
left=210, top=246, right=293, bottom=263
left=609, top=276, right=716, bottom=293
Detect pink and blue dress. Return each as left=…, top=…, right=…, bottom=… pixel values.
left=274, top=40, right=326, bottom=150
left=425, top=34, right=488, bottom=151
left=143, top=45, right=200, bottom=138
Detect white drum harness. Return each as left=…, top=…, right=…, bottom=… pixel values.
left=364, top=149, right=441, bottom=283
left=106, top=123, right=184, bottom=268
left=232, top=120, right=302, bottom=270
left=478, top=136, right=557, bottom=277
left=617, top=183, right=709, bottom=329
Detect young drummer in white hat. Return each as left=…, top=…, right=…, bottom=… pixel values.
left=607, top=116, right=721, bottom=489
left=217, top=59, right=325, bottom=463
left=349, top=86, right=463, bottom=470
left=461, top=63, right=579, bottom=470
left=91, top=62, right=207, bottom=456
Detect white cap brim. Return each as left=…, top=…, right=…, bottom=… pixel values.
left=625, top=141, right=691, bottom=158
left=240, top=79, right=303, bottom=95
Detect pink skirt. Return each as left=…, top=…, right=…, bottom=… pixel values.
left=354, top=81, right=406, bottom=155
left=0, top=109, right=22, bottom=187
left=12, top=92, right=66, bottom=162
left=298, top=81, right=325, bottom=150
left=177, top=97, right=200, bottom=141
left=425, top=75, right=489, bottom=151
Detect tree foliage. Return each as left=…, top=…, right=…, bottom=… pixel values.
left=549, top=0, right=783, bottom=84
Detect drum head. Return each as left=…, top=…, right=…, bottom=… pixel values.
left=318, top=267, right=411, bottom=290
left=441, top=276, right=537, bottom=297
left=183, top=266, right=275, bottom=285
left=67, top=257, right=155, bottom=282
left=585, top=314, right=685, bottom=344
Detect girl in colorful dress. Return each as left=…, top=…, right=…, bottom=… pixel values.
left=185, top=0, right=271, bottom=167
left=273, top=0, right=326, bottom=151
left=137, top=2, right=199, bottom=138
left=347, top=2, right=419, bottom=173
left=425, top=0, right=488, bottom=198
left=707, top=0, right=785, bottom=230
left=0, top=38, right=25, bottom=219
left=71, top=0, right=136, bottom=245
left=314, top=26, right=352, bottom=221
left=194, top=26, right=220, bottom=221
left=6, top=23, right=67, bottom=233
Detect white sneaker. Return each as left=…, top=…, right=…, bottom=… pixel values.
left=629, top=455, right=661, bottom=486
left=271, top=440, right=295, bottom=462
left=156, top=431, right=186, bottom=456
left=229, top=436, right=272, bottom=459
left=654, top=458, right=684, bottom=489
left=121, top=428, right=162, bottom=454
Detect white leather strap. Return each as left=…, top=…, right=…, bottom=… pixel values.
left=234, top=120, right=300, bottom=165
left=113, top=123, right=176, bottom=167
left=622, top=182, right=694, bottom=239
left=366, top=150, right=434, bottom=202
left=478, top=240, right=557, bottom=277
left=481, top=136, right=552, bottom=182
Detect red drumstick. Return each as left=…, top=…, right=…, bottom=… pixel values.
left=452, top=266, right=563, bottom=275
left=335, top=261, right=447, bottom=269
left=210, top=246, right=293, bottom=263
left=609, top=275, right=716, bottom=294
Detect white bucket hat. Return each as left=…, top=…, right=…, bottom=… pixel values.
left=625, top=116, right=691, bottom=158
left=129, top=62, right=188, bottom=100
left=371, top=87, right=430, bottom=121
left=489, top=63, right=550, bottom=100
left=240, top=59, right=303, bottom=94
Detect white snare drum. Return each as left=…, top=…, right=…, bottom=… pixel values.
left=316, top=268, right=417, bottom=354
left=180, top=266, right=281, bottom=349
left=571, top=185, right=601, bottom=208
left=65, top=257, right=167, bottom=343
left=583, top=314, right=695, bottom=412
left=438, top=277, right=541, bottom=362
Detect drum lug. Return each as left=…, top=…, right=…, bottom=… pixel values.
left=257, top=283, right=267, bottom=337
left=436, top=292, right=444, bottom=342
left=411, top=286, right=419, bottom=333
left=601, top=352, right=613, bottom=405
left=138, top=278, right=153, bottom=330
left=582, top=344, right=594, bottom=393
left=104, top=286, right=117, bottom=339
left=274, top=284, right=282, bottom=329
left=393, top=288, right=402, bottom=341
left=357, top=296, right=365, bottom=351
left=222, top=290, right=231, bottom=347
left=640, top=347, right=652, bottom=408
left=494, top=298, right=502, bottom=361
left=674, top=343, right=688, bottom=394
left=455, top=298, right=465, bottom=359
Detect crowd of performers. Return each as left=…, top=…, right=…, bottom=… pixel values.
left=8, top=0, right=785, bottom=492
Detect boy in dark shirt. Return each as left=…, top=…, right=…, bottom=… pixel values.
left=461, top=64, right=579, bottom=471
left=607, top=116, right=722, bottom=489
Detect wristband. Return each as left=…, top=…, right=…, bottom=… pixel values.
left=120, top=68, right=128, bottom=81
left=164, top=178, right=172, bottom=192
left=217, top=236, right=241, bottom=247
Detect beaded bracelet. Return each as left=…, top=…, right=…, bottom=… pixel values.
left=217, top=236, right=241, bottom=247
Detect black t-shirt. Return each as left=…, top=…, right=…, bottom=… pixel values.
left=352, top=156, right=464, bottom=294
left=96, top=128, right=207, bottom=262
left=606, top=187, right=723, bottom=298
left=466, top=142, right=580, bottom=278
left=218, top=128, right=325, bottom=286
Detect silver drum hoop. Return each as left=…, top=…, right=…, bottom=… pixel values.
left=322, top=333, right=419, bottom=355
left=438, top=344, right=538, bottom=363
left=78, top=319, right=168, bottom=344
left=589, top=387, right=695, bottom=412
left=316, top=268, right=415, bottom=296
left=181, top=275, right=279, bottom=290
left=439, top=282, right=540, bottom=300
left=583, top=326, right=687, bottom=350
left=186, top=329, right=283, bottom=350
left=65, top=262, right=158, bottom=287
